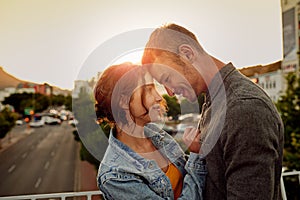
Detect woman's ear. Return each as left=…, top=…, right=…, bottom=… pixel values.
left=178, top=44, right=194, bottom=62
left=119, top=94, right=130, bottom=109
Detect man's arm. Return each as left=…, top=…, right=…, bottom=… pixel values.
left=223, top=99, right=281, bottom=199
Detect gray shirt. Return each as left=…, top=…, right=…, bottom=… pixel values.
left=200, top=63, right=284, bottom=199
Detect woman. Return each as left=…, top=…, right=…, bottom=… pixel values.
left=94, top=62, right=206, bottom=200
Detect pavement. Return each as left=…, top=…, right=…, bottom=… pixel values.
left=0, top=125, right=101, bottom=199
left=0, top=125, right=32, bottom=153
left=74, top=142, right=101, bottom=200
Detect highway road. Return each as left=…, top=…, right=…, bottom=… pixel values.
left=0, top=122, right=78, bottom=197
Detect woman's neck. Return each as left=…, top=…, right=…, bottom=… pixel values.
left=116, top=124, right=154, bottom=153
left=115, top=124, right=169, bottom=172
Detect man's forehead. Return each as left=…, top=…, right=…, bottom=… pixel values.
left=143, top=71, right=154, bottom=84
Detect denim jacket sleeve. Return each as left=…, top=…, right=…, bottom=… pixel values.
left=98, top=153, right=207, bottom=200
left=179, top=153, right=207, bottom=200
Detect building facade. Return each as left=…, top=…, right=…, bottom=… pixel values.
left=281, top=0, right=300, bottom=74
left=239, top=61, right=284, bottom=102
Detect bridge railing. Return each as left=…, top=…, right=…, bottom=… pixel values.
left=0, top=190, right=102, bottom=200
left=1, top=171, right=299, bottom=200
left=281, top=170, right=300, bottom=200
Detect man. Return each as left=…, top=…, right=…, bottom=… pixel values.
left=142, top=23, right=284, bottom=199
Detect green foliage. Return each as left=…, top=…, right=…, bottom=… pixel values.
left=162, top=95, right=180, bottom=119
left=0, top=107, right=18, bottom=139
left=276, top=72, right=300, bottom=170
left=162, top=94, right=205, bottom=119
left=276, top=72, right=300, bottom=200
left=3, top=93, right=71, bottom=114
left=3, top=93, right=33, bottom=113
left=180, top=93, right=205, bottom=114
left=64, top=95, right=72, bottom=111
left=72, top=87, right=107, bottom=169
left=79, top=142, right=100, bottom=170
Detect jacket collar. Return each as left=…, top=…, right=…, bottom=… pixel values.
left=206, top=62, right=235, bottom=104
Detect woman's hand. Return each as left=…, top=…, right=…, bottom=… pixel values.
left=182, top=127, right=201, bottom=153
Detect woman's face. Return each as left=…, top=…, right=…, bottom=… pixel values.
left=129, top=72, right=164, bottom=126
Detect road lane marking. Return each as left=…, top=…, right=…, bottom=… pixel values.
left=35, top=177, right=42, bottom=188
left=51, top=151, right=55, bottom=157
left=22, top=152, right=28, bottom=158
left=44, top=161, right=50, bottom=170
left=8, top=164, right=16, bottom=173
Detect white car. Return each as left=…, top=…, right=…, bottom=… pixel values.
left=16, top=120, right=23, bottom=125
left=68, top=119, right=79, bottom=127
left=29, top=119, right=45, bottom=127
left=43, top=116, right=61, bottom=125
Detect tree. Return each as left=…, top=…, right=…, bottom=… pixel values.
left=3, top=93, right=49, bottom=114
left=162, top=94, right=180, bottom=119
left=162, top=94, right=205, bottom=120
left=3, top=93, right=71, bottom=115
left=0, top=107, right=18, bottom=149
left=72, top=87, right=105, bottom=169
left=276, top=72, right=300, bottom=199
left=3, top=93, right=33, bottom=113
left=180, top=93, right=205, bottom=115
left=276, top=72, right=300, bottom=170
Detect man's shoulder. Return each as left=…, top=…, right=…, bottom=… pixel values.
left=225, top=71, right=273, bottom=106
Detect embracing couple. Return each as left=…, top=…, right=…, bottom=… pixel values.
left=93, top=23, right=284, bottom=200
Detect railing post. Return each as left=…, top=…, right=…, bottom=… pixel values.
left=87, top=194, right=92, bottom=200
left=280, top=175, right=287, bottom=200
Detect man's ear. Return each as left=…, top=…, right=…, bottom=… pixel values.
left=119, top=95, right=130, bottom=109
left=178, top=44, right=194, bottom=62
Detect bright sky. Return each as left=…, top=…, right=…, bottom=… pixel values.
left=0, top=0, right=283, bottom=90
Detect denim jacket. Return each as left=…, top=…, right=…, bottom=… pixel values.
left=97, top=123, right=207, bottom=200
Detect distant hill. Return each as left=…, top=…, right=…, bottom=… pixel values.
left=0, top=67, right=25, bottom=89
left=0, top=66, right=71, bottom=95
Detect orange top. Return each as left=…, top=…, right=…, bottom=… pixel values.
left=165, top=163, right=183, bottom=200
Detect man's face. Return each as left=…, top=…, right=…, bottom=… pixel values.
left=148, top=56, right=199, bottom=102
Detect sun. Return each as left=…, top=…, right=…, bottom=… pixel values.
left=110, top=48, right=144, bottom=65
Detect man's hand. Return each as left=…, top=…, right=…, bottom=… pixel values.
left=182, top=127, right=201, bottom=153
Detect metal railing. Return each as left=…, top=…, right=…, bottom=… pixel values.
left=0, top=190, right=102, bottom=200
left=0, top=171, right=299, bottom=200
left=281, top=171, right=300, bottom=200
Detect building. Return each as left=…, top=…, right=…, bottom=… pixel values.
left=237, top=0, right=300, bottom=103
left=239, top=61, right=284, bottom=102
left=281, top=0, right=300, bottom=75
left=72, top=80, right=93, bottom=99
left=16, top=82, right=53, bottom=95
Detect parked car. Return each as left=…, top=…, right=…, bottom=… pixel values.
left=16, top=120, right=23, bottom=125
left=68, top=119, right=79, bottom=127
left=176, top=123, right=195, bottom=134
left=162, top=125, right=178, bottom=136
left=29, top=119, right=45, bottom=127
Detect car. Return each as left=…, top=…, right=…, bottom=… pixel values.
left=29, top=119, right=45, bottom=127
left=68, top=119, right=79, bottom=127
left=43, top=116, right=61, bottom=125
left=162, top=125, right=177, bottom=136
left=16, top=120, right=23, bottom=125
left=176, top=123, right=195, bottom=134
